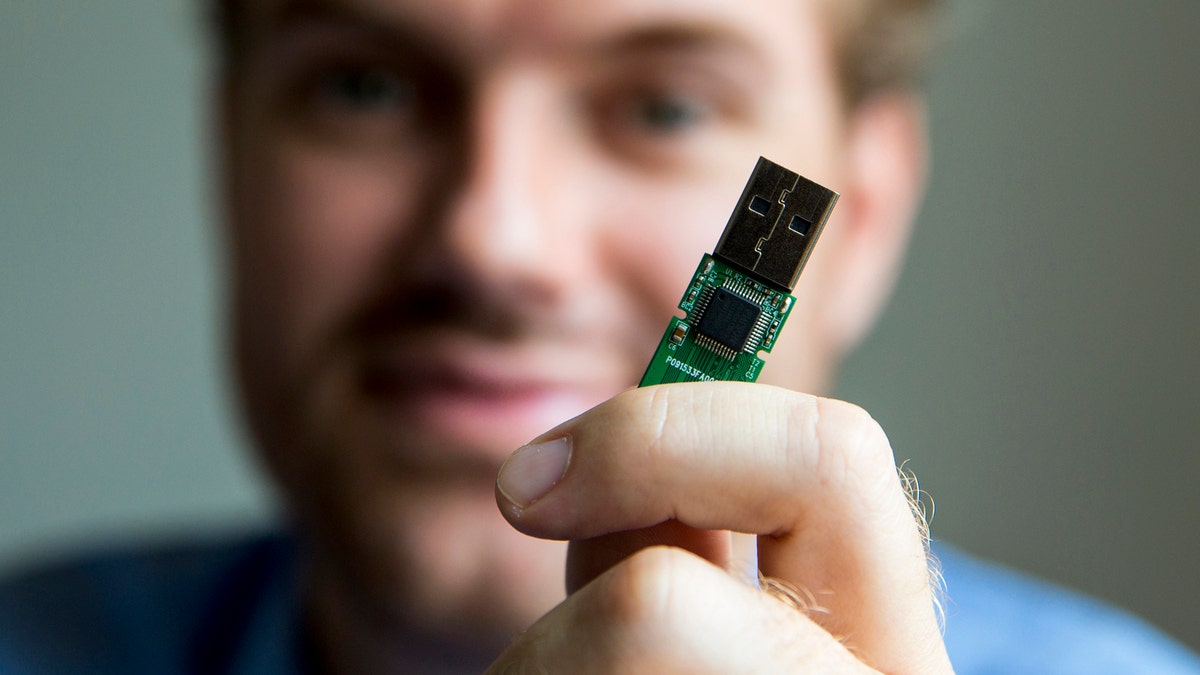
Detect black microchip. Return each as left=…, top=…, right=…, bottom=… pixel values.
left=696, top=288, right=762, bottom=352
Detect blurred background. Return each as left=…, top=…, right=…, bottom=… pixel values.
left=2, top=0, right=1197, bottom=652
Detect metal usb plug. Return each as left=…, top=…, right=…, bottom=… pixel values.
left=713, top=156, right=839, bottom=292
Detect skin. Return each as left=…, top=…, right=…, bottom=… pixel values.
left=219, top=0, right=944, bottom=671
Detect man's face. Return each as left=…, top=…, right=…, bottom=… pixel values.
left=223, top=0, right=849, bottom=631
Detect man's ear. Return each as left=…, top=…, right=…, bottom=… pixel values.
left=820, top=93, right=928, bottom=355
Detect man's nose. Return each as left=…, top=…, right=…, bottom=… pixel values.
left=436, top=72, right=583, bottom=298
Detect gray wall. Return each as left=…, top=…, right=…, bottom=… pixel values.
left=0, top=0, right=272, bottom=558
left=2, top=0, right=1198, bottom=652
left=839, top=0, right=1200, bottom=650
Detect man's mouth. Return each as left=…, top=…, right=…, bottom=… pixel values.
left=357, top=336, right=627, bottom=459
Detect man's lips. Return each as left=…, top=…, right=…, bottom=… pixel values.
left=365, top=335, right=629, bottom=393
left=357, top=338, right=628, bottom=455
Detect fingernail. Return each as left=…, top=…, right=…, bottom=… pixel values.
left=497, top=436, right=572, bottom=510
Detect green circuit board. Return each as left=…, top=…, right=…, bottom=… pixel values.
left=639, top=255, right=795, bottom=385
left=637, top=157, right=838, bottom=387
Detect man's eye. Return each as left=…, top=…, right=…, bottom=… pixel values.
left=629, top=94, right=707, bottom=133
left=587, top=86, right=726, bottom=167
left=318, top=66, right=414, bottom=113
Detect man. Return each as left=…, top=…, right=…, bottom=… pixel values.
left=2, top=0, right=1198, bottom=672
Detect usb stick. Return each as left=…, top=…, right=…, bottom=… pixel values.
left=639, top=157, right=839, bottom=386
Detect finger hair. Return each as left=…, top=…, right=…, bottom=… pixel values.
left=897, top=460, right=948, bottom=634
left=753, top=461, right=948, bottom=638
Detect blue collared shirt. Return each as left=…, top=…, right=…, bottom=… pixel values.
left=1, top=533, right=1198, bottom=673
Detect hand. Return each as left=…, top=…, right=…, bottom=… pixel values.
left=487, top=382, right=953, bottom=674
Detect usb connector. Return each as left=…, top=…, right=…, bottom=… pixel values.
left=713, top=157, right=839, bottom=292
left=639, top=157, right=839, bottom=386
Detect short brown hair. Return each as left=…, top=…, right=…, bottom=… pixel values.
left=828, top=0, right=942, bottom=105
left=206, top=0, right=941, bottom=105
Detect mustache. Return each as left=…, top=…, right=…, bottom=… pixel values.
left=334, top=253, right=581, bottom=348
left=349, top=280, right=523, bottom=341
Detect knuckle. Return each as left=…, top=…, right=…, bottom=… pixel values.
left=641, top=385, right=676, bottom=460
left=602, top=546, right=699, bottom=636
left=811, top=397, right=897, bottom=489
left=630, top=383, right=696, bottom=468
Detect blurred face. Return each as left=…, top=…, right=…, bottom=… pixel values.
left=222, top=0, right=849, bottom=633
